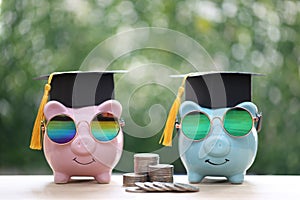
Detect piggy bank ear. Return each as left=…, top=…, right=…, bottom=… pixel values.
left=237, top=102, right=263, bottom=132
left=97, top=100, right=122, bottom=118
left=236, top=102, right=258, bottom=116
left=179, top=101, right=201, bottom=117
left=44, top=101, right=68, bottom=120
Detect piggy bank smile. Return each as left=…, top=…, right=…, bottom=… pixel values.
left=73, top=157, right=96, bottom=165
left=205, top=159, right=230, bottom=166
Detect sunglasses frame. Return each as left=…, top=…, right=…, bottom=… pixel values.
left=44, top=112, right=124, bottom=145
left=178, top=107, right=262, bottom=141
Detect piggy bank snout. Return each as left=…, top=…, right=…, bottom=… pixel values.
left=71, top=136, right=96, bottom=156
left=204, top=135, right=230, bottom=157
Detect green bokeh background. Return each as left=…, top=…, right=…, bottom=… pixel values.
left=1, top=0, right=299, bottom=175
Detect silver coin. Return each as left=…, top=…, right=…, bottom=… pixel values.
left=149, top=176, right=173, bottom=183
left=125, top=187, right=147, bottom=193
left=123, top=173, right=147, bottom=178
left=134, top=153, right=159, bottom=159
left=144, top=182, right=165, bottom=192
left=164, top=183, right=186, bottom=192
left=149, top=167, right=173, bottom=182
left=148, top=164, right=173, bottom=171
left=152, top=182, right=173, bottom=191
left=123, top=173, right=147, bottom=187
left=135, top=182, right=156, bottom=192
left=134, top=153, right=159, bottom=174
left=148, top=164, right=174, bottom=176
left=174, top=183, right=199, bottom=192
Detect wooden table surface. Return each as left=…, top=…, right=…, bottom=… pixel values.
left=0, top=175, right=299, bottom=199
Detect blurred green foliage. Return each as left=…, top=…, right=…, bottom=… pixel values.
left=1, top=0, right=300, bottom=175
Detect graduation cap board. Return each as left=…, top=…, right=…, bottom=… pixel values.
left=160, top=71, right=262, bottom=146
left=35, top=70, right=127, bottom=108
left=183, top=71, right=261, bottom=109
left=30, top=70, right=126, bottom=150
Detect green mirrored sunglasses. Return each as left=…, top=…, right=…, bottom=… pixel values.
left=178, top=107, right=262, bottom=141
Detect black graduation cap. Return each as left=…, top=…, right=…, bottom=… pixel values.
left=160, top=71, right=261, bottom=146
left=30, top=70, right=126, bottom=150
left=184, top=71, right=261, bottom=108
left=36, top=71, right=126, bottom=108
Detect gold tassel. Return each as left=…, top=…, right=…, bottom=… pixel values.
left=159, top=75, right=189, bottom=146
left=30, top=73, right=54, bottom=150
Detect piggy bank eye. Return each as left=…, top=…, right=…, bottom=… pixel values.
left=223, top=108, right=253, bottom=137
left=91, top=113, right=120, bottom=142
left=181, top=111, right=211, bottom=140
left=47, top=115, right=76, bottom=144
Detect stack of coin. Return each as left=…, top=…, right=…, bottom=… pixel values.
left=123, top=173, right=148, bottom=187
left=134, top=153, right=159, bottom=175
left=148, top=164, right=174, bottom=183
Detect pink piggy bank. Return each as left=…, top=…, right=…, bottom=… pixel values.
left=43, top=100, right=123, bottom=184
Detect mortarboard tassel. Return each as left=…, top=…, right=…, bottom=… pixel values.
left=30, top=73, right=54, bottom=150
left=159, top=74, right=189, bottom=146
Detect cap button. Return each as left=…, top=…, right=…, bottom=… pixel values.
left=44, top=83, right=51, bottom=91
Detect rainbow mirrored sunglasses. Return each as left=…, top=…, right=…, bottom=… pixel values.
left=43, top=113, right=125, bottom=144
left=176, top=107, right=262, bottom=141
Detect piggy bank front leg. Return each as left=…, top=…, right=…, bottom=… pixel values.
left=188, top=171, right=205, bottom=183
left=54, top=171, right=71, bottom=184
left=94, top=170, right=112, bottom=184
left=227, top=172, right=245, bottom=184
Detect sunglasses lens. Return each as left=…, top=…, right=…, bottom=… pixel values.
left=224, top=108, right=253, bottom=136
left=91, top=113, right=119, bottom=142
left=47, top=115, right=76, bottom=144
left=182, top=112, right=210, bottom=140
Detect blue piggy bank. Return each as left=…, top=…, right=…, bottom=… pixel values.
left=178, top=101, right=262, bottom=184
